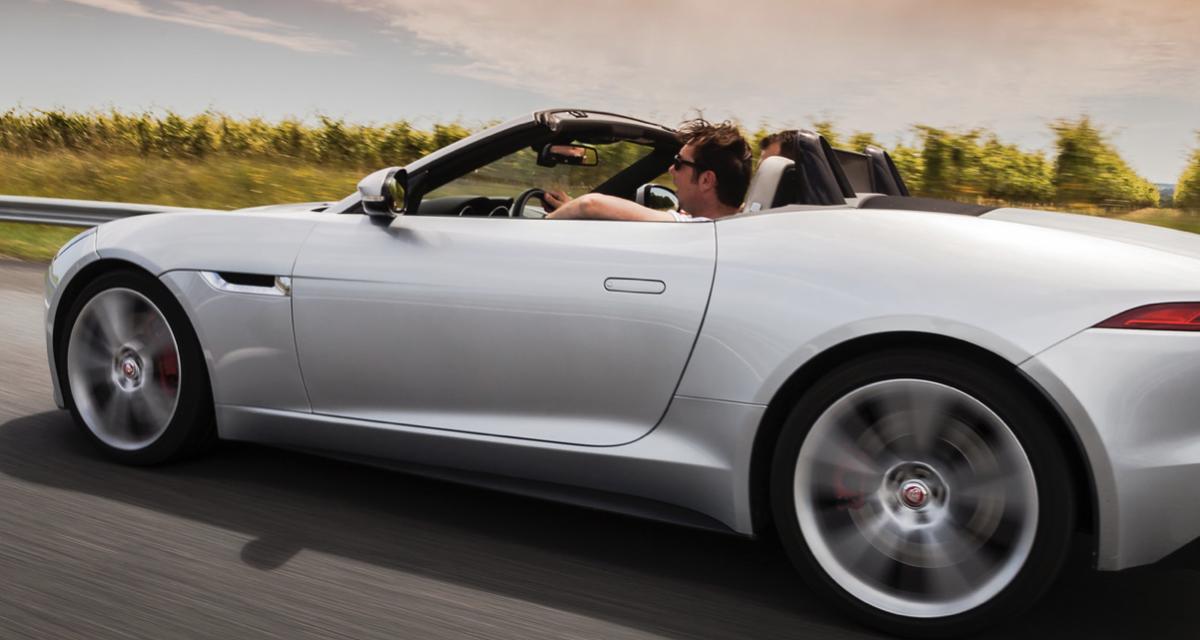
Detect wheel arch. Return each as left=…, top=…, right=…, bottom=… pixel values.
left=747, top=331, right=1098, bottom=545
left=51, top=259, right=213, bottom=409
left=53, top=259, right=146, bottom=371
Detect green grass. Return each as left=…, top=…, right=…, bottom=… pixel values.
left=0, top=221, right=83, bottom=262
left=0, top=151, right=362, bottom=209
left=1117, top=208, right=1200, bottom=234
left=0, top=151, right=366, bottom=261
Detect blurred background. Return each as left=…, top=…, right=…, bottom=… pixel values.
left=2, top=0, right=1199, bottom=260
left=0, top=1, right=1195, bottom=259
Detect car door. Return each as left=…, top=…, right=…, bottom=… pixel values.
left=290, top=213, right=715, bottom=446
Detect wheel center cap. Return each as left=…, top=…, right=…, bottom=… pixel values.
left=119, top=356, right=142, bottom=383
left=900, top=480, right=929, bottom=509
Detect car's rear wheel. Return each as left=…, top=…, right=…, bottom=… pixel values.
left=771, top=349, right=1073, bottom=637
left=60, top=269, right=214, bottom=465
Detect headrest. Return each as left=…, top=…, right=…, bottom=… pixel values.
left=744, top=156, right=796, bottom=213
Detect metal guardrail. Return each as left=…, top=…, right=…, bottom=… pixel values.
left=0, top=195, right=198, bottom=227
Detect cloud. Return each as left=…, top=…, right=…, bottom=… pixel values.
left=321, top=0, right=1200, bottom=139
left=167, top=1, right=290, bottom=31
left=62, top=0, right=351, bottom=54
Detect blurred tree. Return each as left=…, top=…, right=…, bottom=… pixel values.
left=269, top=118, right=308, bottom=161
left=914, top=126, right=983, bottom=199
left=1051, top=116, right=1159, bottom=208
left=978, top=135, right=1054, bottom=203
left=432, top=123, right=471, bottom=150
left=890, top=142, right=924, bottom=191
left=811, top=119, right=839, bottom=148
left=377, top=121, right=427, bottom=166
left=0, top=108, right=1166, bottom=211
left=847, top=131, right=879, bottom=151
left=1176, top=133, right=1200, bottom=211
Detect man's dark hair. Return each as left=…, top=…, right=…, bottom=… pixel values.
left=759, top=129, right=801, bottom=160
left=677, top=119, right=752, bottom=207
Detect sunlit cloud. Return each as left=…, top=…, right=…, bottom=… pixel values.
left=322, top=0, right=1200, bottom=138
left=61, top=0, right=351, bottom=54
left=26, top=0, right=1199, bottom=179
left=167, top=1, right=289, bottom=31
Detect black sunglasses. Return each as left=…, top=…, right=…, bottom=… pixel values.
left=672, top=153, right=704, bottom=172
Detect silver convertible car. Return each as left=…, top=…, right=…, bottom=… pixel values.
left=43, top=109, right=1200, bottom=636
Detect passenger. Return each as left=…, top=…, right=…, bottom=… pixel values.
left=758, top=129, right=801, bottom=163
left=544, top=119, right=752, bottom=222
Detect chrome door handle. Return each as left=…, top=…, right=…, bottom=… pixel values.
left=604, top=278, right=666, bottom=294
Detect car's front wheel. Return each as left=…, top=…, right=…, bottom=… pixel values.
left=60, top=269, right=215, bottom=465
left=771, top=349, right=1073, bottom=637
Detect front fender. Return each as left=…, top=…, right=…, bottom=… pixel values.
left=45, top=228, right=100, bottom=408
left=94, top=210, right=321, bottom=277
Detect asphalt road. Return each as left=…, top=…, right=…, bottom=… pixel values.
left=2, top=259, right=1200, bottom=639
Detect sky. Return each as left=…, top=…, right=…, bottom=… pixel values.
left=2, top=0, right=1198, bottom=182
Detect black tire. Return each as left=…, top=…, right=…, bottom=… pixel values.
left=57, top=269, right=216, bottom=465
left=770, top=348, right=1074, bottom=638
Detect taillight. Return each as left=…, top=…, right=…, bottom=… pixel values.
left=1095, top=303, right=1200, bottom=331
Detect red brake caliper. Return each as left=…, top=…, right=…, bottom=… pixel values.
left=832, top=468, right=866, bottom=510
left=157, top=349, right=179, bottom=392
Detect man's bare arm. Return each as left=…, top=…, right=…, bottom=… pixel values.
left=545, top=193, right=676, bottom=222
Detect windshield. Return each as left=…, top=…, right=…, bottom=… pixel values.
left=424, top=140, right=655, bottom=199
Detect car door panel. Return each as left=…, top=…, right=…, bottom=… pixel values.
left=292, top=214, right=715, bottom=446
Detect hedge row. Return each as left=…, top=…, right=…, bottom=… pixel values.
left=0, top=108, right=1170, bottom=209
left=0, top=109, right=473, bottom=169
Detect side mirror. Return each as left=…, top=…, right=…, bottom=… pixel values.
left=537, top=143, right=599, bottom=167
left=635, top=183, right=679, bottom=211
left=357, top=167, right=407, bottom=217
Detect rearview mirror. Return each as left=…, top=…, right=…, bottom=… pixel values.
left=537, top=143, right=599, bottom=167
left=357, top=167, right=407, bottom=217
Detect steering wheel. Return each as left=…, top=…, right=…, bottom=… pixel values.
left=510, top=187, right=548, bottom=218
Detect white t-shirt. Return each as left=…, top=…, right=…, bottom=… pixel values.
left=668, top=210, right=711, bottom=222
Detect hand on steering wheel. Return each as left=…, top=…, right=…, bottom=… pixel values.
left=510, top=187, right=548, bottom=218
left=543, top=190, right=570, bottom=210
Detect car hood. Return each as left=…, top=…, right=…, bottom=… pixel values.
left=93, top=207, right=323, bottom=277
left=983, top=207, right=1200, bottom=261
left=233, top=202, right=334, bottom=214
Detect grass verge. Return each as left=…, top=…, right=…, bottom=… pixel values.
left=0, top=151, right=365, bottom=261
left=0, top=151, right=362, bottom=209
left=0, top=222, right=83, bottom=262
left=1117, top=208, right=1200, bottom=234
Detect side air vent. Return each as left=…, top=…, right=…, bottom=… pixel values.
left=200, top=271, right=292, bottom=296
left=218, top=272, right=275, bottom=288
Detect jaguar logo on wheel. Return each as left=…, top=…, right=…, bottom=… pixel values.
left=901, top=481, right=929, bottom=509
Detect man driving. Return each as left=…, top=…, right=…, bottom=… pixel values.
left=544, top=119, right=752, bottom=222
